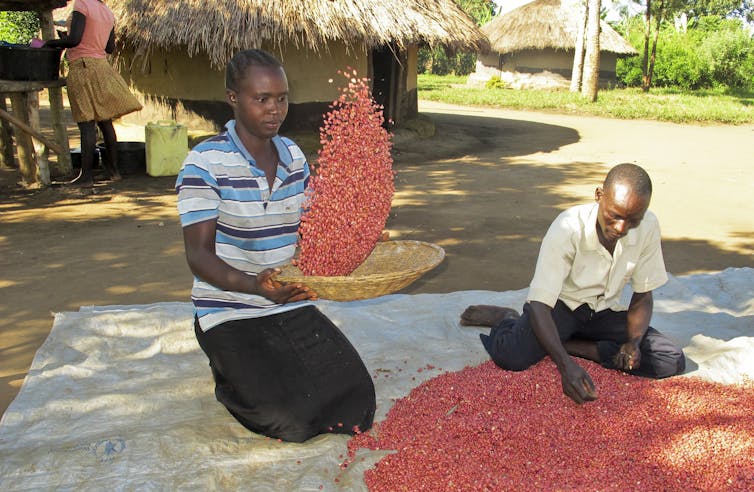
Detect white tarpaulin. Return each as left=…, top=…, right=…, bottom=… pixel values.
left=0, top=268, right=752, bottom=490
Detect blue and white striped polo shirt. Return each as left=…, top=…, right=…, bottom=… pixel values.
left=175, top=121, right=312, bottom=331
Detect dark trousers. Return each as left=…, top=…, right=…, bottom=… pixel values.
left=194, top=306, right=376, bottom=443
left=480, top=300, right=686, bottom=379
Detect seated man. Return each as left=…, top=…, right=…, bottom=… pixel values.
left=461, top=163, right=685, bottom=404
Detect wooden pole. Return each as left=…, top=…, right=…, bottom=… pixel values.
left=39, top=9, right=72, bottom=175
left=0, top=96, right=15, bottom=169
left=27, top=91, right=51, bottom=186
left=0, top=106, right=65, bottom=155
left=9, top=93, right=37, bottom=185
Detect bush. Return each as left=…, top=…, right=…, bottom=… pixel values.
left=0, top=11, right=40, bottom=44
left=616, top=16, right=754, bottom=90
left=698, top=25, right=754, bottom=88
left=485, top=76, right=508, bottom=89
left=652, top=31, right=711, bottom=89
left=616, top=56, right=644, bottom=87
left=418, top=46, right=477, bottom=76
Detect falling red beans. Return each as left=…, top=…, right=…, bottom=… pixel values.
left=297, top=69, right=394, bottom=276
left=348, top=359, right=754, bottom=491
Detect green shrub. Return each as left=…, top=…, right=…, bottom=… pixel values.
left=698, top=25, right=753, bottom=88
left=651, top=31, right=711, bottom=89
left=616, top=16, right=754, bottom=90
left=485, top=76, right=508, bottom=89
left=418, top=46, right=477, bottom=76
left=616, top=56, right=644, bottom=87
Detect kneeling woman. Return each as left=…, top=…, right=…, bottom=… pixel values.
left=175, top=50, right=375, bottom=442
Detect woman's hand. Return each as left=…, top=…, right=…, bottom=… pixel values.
left=256, top=268, right=318, bottom=304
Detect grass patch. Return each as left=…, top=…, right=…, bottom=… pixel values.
left=417, top=74, right=754, bottom=125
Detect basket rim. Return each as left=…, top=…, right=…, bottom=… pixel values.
left=276, top=240, right=445, bottom=282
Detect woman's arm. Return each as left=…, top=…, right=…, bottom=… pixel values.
left=44, top=11, right=86, bottom=49
left=182, top=220, right=316, bottom=304
left=105, top=28, right=115, bottom=54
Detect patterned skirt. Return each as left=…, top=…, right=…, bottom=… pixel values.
left=66, top=57, right=142, bottom=123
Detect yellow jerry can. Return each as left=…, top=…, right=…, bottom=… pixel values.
left=145, top=120, right=188, bottom=177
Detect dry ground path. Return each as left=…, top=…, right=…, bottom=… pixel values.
left=1, top=99, right=752, bottom=416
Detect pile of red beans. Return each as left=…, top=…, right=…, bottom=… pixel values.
left=348, top=359, right=754, bottom=491
left=297, top=70, right=394, bottom=276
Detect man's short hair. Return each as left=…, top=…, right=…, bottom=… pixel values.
left=604, top=163, right=652, bottom=197
left=226, top=49, right=283, bottom=92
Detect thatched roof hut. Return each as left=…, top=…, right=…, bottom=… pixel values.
left=110, top=0, right=488, bottom=70
left=470, top=0, right=637, bottom=89
left=53, top=0, right=487, bottom=132
left=482, top=0, right=637, bottom=56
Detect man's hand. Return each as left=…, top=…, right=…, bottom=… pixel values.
left=256, top=268, right=318, bottom=304
left=559, top=359, right=598, bottom=404
left=529, top=301, right=598, bottom=404
left=614, top=339, right=642, bottom=371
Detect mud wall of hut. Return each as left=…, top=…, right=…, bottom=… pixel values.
left=117, top=41, right=371, bottom=132
left=477, top=49, right=620, bottom=83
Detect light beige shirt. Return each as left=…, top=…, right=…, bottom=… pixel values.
left=527, top=203, right=668, bottom=312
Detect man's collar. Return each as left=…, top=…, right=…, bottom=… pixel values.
left=585, top=203, right=601, bottom=251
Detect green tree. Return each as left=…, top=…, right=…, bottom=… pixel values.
left=614, top=0, right=754, bottom=91
left=616, top=13, right=754, bottom=89
left=418, top=0, right=496, bottom=75
left=457, top=0, right=497, bottom=24
left=0, top=11, right=40, bottom=44
left=684, top=0, right=754, bottom=22
left=639, top=0, right=688, bottom=91
left=697, top=18, right=754, bottom=88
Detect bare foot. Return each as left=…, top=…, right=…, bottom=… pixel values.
left=460, top=305, right=519, bottom=327
left=105, top=163, right=122, bottom=181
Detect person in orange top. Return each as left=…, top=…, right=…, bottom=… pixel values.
left=45, top=0, right=141, bottom=187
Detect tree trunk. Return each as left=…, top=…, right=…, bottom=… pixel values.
left=570, top=1, right=587, bottom=93
left=641, top=0, right=652, bottom=92
left=646, top=1, right=664, bottom=90
left=581, top=0, right=601, bottom=101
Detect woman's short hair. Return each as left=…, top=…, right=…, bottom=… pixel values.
left=226, top=49, right=283, bottom=92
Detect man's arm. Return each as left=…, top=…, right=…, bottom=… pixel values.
left=529, top=301, right=597, bottom=404
left=614, top=291, right=653, bottom=371
left=182, top=220, right=315, bottom=304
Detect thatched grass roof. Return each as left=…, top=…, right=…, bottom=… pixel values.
left=94, top=0, right=487, bottom=69
left=483, top=0, right=638, bottom=56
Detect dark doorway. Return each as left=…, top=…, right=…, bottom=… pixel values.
left=371, top=45, right=397, bottom=125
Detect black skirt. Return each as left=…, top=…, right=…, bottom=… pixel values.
left=194, top=305, right=376, bottom=442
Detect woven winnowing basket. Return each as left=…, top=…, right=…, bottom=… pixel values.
left=276, top=240, right=445, bottom=301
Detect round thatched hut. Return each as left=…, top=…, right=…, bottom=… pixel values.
left=52, top=0, right=486, bottom=132
left=470, top=0, right=637, bottom=90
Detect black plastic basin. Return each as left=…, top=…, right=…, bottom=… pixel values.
left=0, top=45, right=62, bottom=81
left=97, top=141, right=146, bottom=175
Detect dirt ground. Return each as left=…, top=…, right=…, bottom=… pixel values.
left=1, top=99, right=752, bottom=417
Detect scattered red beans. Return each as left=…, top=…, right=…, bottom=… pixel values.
left=348, top=359, right=754, bottom=491
left=297, top=69, right=394, bottom=276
